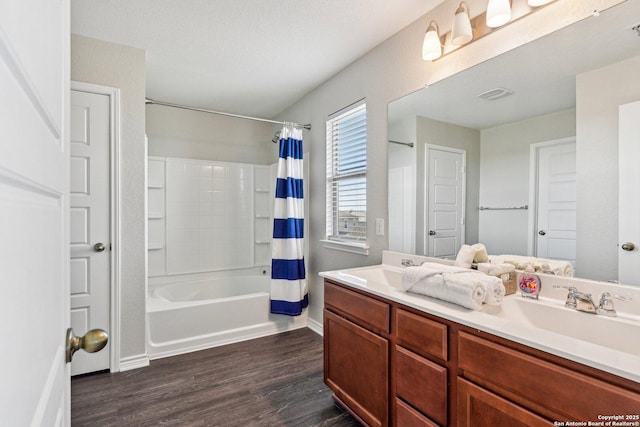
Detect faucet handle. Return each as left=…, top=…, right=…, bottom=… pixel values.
left=553, top=285, right=579, bottom=308
left=598, top=292, right=632, bottom=316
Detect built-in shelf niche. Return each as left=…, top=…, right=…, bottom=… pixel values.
left=147, top=156, right=167, bottom=276
left=254, top=165, right=274, bottom=267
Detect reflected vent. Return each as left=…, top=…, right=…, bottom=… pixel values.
left=477, top=87, right=513, bottom=101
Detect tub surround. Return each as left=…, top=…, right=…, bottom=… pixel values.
left=320, top=251, right=640, bottom=426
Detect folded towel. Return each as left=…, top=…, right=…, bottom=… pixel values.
left=454, top=244, right=476, bottom=268
left=472, top=243, right=489, bottom=263
left=476, top=262, right=515, bottom=276
left=409, top=273, right=486, bottom=310
left=400, top=264, right=470, bottom=291
left=488, top=255, right=574, bottom=277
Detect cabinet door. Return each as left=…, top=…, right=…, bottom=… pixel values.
left=324, top=309, right=389, bottom=427
left=457, top=378, right=553, bottom=427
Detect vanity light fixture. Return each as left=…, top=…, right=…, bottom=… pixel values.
left=451, top=2, right=473, bottom=46
left=486, top=0, right=512, bottom=28
left=424, top=0, right=558, bottom=61
left=422, top=21, right=442, bottom=60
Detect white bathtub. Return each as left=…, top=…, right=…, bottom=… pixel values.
left=147, top=270, right=307, bottom=359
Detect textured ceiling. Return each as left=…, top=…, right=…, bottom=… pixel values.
left=71, top=0, right=446, bottom=118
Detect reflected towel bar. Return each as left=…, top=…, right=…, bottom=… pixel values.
left=479, top=205, right=528, bottom=210
left=388, top=140, right=414, bottom=148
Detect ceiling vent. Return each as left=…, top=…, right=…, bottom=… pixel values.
left=477, top=87, right=514, bottom=100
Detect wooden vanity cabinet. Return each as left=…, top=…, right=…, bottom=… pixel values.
left=323, top=280, right=640, bottom=427
left=324, top=281, right=390, bottom=427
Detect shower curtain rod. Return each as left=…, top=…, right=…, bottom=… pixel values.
left=388, top=139, right=414, bottom=148
left=145, top=98, right=312, bottom=130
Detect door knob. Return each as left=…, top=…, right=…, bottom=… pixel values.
left=93, top=242, right=106, bottom=252
left=538, top=230, right=546, bottom=236
left=65, top=328, right=108, bottom=363
left=429, top=230, right=436, bottom=236
left=621, top=242, right=636, bottom=251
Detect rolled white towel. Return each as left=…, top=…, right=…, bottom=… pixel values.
left=476, top=262, right=515, bottom=276
left=472, top=243, right=489, bottom=263
left=400, top=266, right=440, bottom=291
left=478, top=275, right=506, bottom=305
left=400, top=263, right=472, bottom=291
left=408, top=273, right=486, bottom=310
left=454, top=244, right=476, bottom=268
left=419, top=262, right=471, bottom=274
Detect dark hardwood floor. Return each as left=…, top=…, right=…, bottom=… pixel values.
left=72, top=328, right=359, bottom=426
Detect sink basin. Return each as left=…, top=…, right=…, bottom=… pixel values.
left=493, top=297, right=640, bottom=356
left=334, top=265, right=403, bottom=288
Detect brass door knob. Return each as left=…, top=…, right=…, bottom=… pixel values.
left=65, top=328, right=108, bottom=363
left=621, top=242, right=636, bottom=251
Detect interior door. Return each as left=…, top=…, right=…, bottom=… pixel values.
left=618, top=101, right=640, bottom=286
left=426, top=145, right=465, bottom=258
left=535, top=141, right=576, bottom=267
left=70, top=89, right=111, bottom=375
left=0, top=0, right=71, bottom=424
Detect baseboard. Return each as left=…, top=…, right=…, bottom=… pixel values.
left=307, top=317, right=323, bottom=336
left=118, top=353, right=150, bottom=372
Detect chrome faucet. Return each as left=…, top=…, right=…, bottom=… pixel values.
left=401, top=259, right=416, bottom=267
left=597, top=292, right=632, bottom=316
left=554, top=286, right=632, bottom=316
left=554, top=285, right=597, bottom=313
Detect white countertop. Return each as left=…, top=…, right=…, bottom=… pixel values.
left=319, top=251, right=640, bottom=383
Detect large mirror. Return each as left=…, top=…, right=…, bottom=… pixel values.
left=387, top=0, right=640, bottom=284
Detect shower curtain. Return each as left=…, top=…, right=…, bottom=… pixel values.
left=270, top=124, right=308, bottom=316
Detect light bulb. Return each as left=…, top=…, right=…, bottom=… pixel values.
left=451, top=3, right=473, bottom=46
left=486, top=0, right=511, bottom=28
left=422, top=22, right=442, bottom=60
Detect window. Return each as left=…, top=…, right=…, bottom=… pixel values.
left=325, top=100, right=367, bottom=251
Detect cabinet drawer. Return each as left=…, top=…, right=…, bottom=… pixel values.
left=457, top=378, right=553, bottom=427
left=395, top=308, right=447, bottom=361
left=458, top=332, right=640, bottom=421
left=395, top=398, right=439, bottom=427
left=325, top=281, right=390, bottom=334
left=395, top=345, right=447, bottom=426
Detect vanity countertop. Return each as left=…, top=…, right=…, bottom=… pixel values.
left=319, top=251, right=640, bottom=383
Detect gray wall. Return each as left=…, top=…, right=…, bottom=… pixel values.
left=479, top=108, right=576, bottom=255
left=576, top=55, right=640, bottom=281
left=146, top=104, right=277, bottom=164
left=71, top=34, right=147, bottom=361
left=275, top=0, right=616, bottom=326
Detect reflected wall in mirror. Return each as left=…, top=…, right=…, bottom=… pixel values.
left=387, top=0, right=640, bottom=285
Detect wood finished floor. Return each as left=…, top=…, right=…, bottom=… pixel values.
left=71, top=328, right=359, bottom=427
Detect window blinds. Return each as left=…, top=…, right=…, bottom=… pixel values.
left=326, top=100, right=367, bottom=242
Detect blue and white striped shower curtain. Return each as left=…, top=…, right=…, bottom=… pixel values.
left=270, top=124, right=308, bottom=316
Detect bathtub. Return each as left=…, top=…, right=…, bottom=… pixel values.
left=147, top=270, right=307, bottom=359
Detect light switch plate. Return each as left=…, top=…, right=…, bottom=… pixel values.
left=376, top=218, right=384, bottom=236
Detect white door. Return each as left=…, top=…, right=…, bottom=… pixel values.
left=425, top=145, right=465, bottom=258
left=535, top=141, right=576, bottom=267
left=0, top=0, right=71, bottom=424
left=70, top=90, right=111, bottom=375
left=618, top=101, right=640, bottom=286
